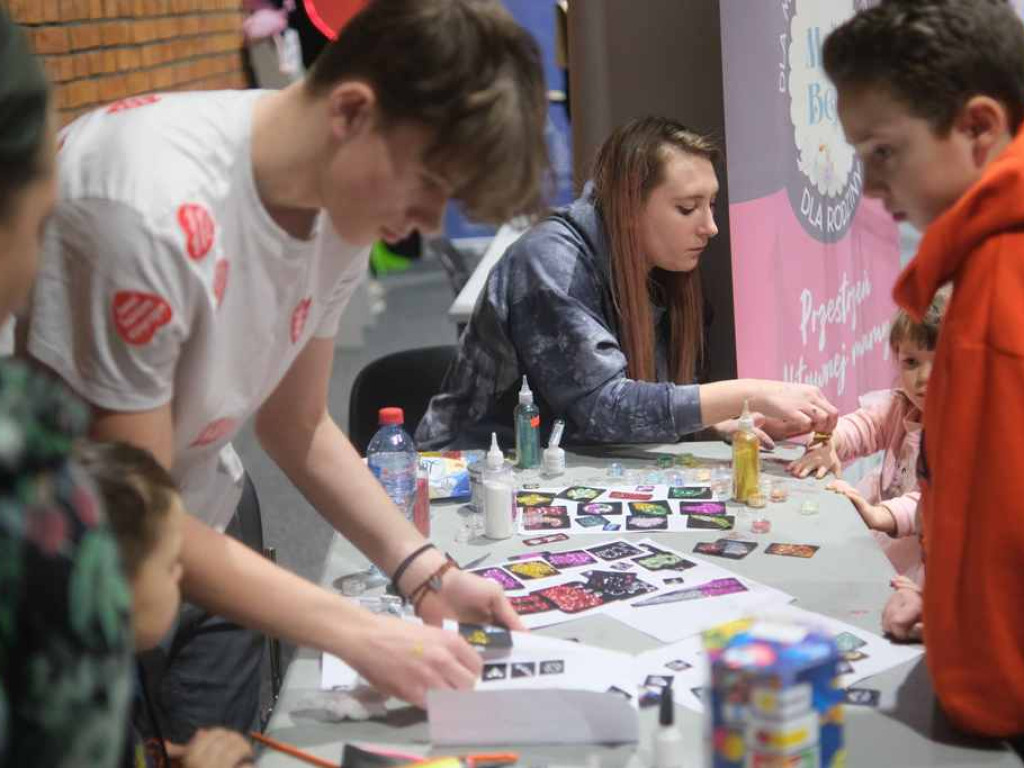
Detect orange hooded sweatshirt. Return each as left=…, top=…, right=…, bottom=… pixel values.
left=893, top=128, right=1024, bottom=738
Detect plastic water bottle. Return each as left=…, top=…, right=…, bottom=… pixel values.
left=367, top=406, right=418, bottom=522
left=361, top=407, right=418, bottom=587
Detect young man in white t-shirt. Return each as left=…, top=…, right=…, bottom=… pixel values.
left=22, top=0, right=549, bottom=742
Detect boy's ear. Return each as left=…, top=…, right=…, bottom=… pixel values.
left=956, top=95, right=1013, bottom=167
left=325, top=81, right=378, bottom=144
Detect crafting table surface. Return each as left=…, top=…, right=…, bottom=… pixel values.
left=258, top=442, right=1018, bottom=767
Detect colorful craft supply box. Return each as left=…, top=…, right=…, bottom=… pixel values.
left=704, top=619, right=845, bottom=768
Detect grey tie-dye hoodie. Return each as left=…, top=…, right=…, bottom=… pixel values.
left=416, top=190, right=704, bottom=450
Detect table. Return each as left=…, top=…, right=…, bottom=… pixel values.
left=259, top=442, right=1018, bottom=767
left=447, top=222, right=527, bottom=326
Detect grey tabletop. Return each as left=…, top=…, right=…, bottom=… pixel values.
left=258, top=442, right=1018, bottom=767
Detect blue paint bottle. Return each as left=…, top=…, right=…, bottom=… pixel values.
left=514, top=375, right=540, bottom=469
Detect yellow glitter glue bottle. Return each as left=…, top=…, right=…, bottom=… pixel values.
left=732, top=399, right=760, bottom=503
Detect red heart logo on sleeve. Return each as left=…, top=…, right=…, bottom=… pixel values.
left=177, top=203, right=216, bottom=261
left=291, top=297, right=312, bottom=344
left=112, top=291, right=173, bottom=346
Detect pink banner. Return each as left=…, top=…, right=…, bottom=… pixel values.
left=721, top=0, right=902, bottom=414
left=730, top=190, right=900, bottom=413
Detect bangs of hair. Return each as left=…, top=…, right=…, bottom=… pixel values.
left=425, top=73, right=550, bottom=224
left=308, top=0, right=550, bottom=224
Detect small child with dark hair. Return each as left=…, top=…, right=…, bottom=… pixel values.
left=789, top=288, right=949, bottom=584
left=75, top=441, right=254, bottom=768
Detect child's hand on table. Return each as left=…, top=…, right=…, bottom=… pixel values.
left=882, top=577, right=924, bottom=642
left=826, top=480, right=898, bottom=535
left=788, top=440, right=841, bottom=479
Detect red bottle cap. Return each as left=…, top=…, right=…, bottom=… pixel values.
left=378, top=407, right=405, bottom=425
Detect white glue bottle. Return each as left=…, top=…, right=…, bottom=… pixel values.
left=483, top=432, right=515, bottom=539
left=542, top=418, right=566, bottom=478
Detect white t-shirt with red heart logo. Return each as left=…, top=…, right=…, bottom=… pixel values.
left=26, top=90, right=368, bottom=531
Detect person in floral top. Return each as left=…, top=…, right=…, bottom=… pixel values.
left=0, top=9, right=133, bottom=766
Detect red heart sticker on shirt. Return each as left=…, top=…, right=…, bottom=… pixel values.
left=106, top=94, right=161, bottom=114
left=291, top=297, right=312, bottom=344
left=178, top=203, right=216, bottom=261
left=112, top=291, right=173, bottom=346
left=190, top=418, right=237, bottom=448
left=213, top=259, right=229, bottom=308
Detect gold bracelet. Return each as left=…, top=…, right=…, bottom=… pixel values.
left=809, top=431, right=832, bottom=448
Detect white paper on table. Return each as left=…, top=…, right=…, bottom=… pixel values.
left=633, top=635, right=708, bottom=714
left=589, top=546, right=796, bottom=642
left=474, top=631, right=638, bottom=695
left=631, top=605, right=925, bottom=716
left=430, top=632, right=639, bottom=745
left=517, top=483, right=729, bottom=535
left=320, top=624, right=632, bottom=693
left=325, top=626, right=642, bottom=746
left=604, top=556, right=796, bottom=644
left=429, top=688, right=638, bottom=746
left=753, top=604, right=924, bottom=687
left=321, top=652, right=361, bottom=690
left=475, top=538, right=795, bottom=634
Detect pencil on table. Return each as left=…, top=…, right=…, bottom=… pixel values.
left=249, top=731, right=338, bottom=768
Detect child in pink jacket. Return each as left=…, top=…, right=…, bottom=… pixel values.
left=788, top=288, right=950, bottom=584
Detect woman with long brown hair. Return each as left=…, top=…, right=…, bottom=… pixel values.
left=418, top=116, right=837, bottom=449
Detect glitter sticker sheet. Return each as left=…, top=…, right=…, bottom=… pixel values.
left=473, top=538, right=794, bottom=632
left=517, top=484, right=736, bottom=535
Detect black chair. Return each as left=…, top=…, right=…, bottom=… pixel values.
left=348, top=345, right=458, bottom=455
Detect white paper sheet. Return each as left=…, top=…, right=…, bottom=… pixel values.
left=516, top=483, right=734, bottom=535
left=753, top=604, right=924, bottom=688
left=473, top=537, right=794, bottom=635
left=323, top=626, right=637, bottom=697
left=322, top=629, right=639, bottom=745
left=428, top=689, right=639, bottom=746
left=603, top=552, right=796, bottom=643
left=473, top=631, right=637, bottom=696
left=632, top=605, right=925, bottom=715
left=321, top=651, right=361, bottom=690
left=429, top=631, right=639, bottom=745
left=633, top=635, right=708, bottom=713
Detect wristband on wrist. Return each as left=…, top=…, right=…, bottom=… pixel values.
left=390, top=543, right=436, bottom=598
left=409, top=558, right=458, bottom=613
left=809, top=431, right=832, bottom=448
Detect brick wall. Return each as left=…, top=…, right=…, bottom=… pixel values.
left=7, top=0, right=248, bottom=127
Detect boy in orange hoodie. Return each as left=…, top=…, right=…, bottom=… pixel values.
left=825, top=0, right=1024, bottom=740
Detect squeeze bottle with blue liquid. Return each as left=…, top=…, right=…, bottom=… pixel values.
left=514, top=375, right=540, bottom=469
